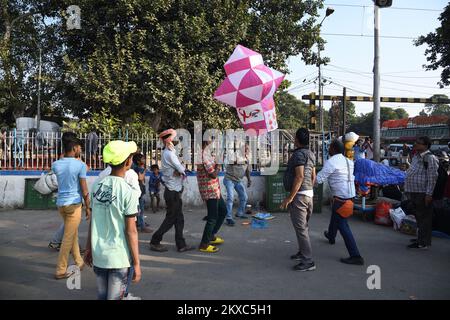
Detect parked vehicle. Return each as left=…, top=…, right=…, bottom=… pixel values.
left=387, top=144, right=412, bottom=166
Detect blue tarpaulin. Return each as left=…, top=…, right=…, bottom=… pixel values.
left=354, top=159, right=406, bottom=193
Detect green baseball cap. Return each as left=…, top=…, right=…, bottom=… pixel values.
left=103, top=140, right=137, bottom=165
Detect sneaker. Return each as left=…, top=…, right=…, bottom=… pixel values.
left=225, top=219, right=235, bottom=226
left=290, top=253, right=302, bottom=261
left=48, top=242, right=61, bottom=251
left=235, top=215, right=248, bottom=219
left=293, top=262, right=316, bottom=272
left=407, top=243, right=428, bottom=250
left=324, top=231, right=335, bottom=245
left=123, top=293, right=142, bottom=300
left=150, top=243, right=168, bottom=252
left=340, top=256, right=365, bottom=265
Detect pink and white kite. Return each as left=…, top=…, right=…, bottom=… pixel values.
left=214, top=45, right=284, bottom=134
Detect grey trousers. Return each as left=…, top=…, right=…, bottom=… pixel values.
left=288, top=194, right=314, bottom=264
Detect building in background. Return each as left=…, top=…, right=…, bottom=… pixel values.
left=381, top=115, right=450, bottom=149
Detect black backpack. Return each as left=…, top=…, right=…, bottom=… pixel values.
left=423, top=153, right=448, bottom=200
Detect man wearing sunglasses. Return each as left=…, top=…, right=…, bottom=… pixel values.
left=404, top=136, right=439, bottom=249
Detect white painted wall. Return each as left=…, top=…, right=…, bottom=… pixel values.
left=0, top=174, right=266, bottom=209
left=0, top=174, right=329, bottom=210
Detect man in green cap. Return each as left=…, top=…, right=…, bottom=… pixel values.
left=84, top=140, right=141, bottom=300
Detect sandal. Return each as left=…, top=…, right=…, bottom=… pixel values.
left=210, top=236, right=224, bottom=245
left=54, top=271, right=75, bottom=280
left=199, top=245, right=219, bottom=253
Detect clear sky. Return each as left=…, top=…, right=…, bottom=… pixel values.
left=286, top=0, right=450, bottom=117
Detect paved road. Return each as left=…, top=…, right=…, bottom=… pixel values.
left=0, top=206, right=449, bottom=300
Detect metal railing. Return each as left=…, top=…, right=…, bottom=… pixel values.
left=1, top=129, right=318, bottom=171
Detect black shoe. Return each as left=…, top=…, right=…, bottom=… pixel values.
left=290, top=253, right=302, bottom=261
left=293, top=262, right=316, bottom=272
left=340, top=256, right=364, bottom=265
left=48, top=242, right=61, bottom=251
left=410, top=238, right=418, bottom=243
left=324, top=231, right=335, bottom=245
left=150, top=243, right=168, bottom=252
left=407, top=243, right=428, bottom=250
left=225, top=219, right=235, bottom=226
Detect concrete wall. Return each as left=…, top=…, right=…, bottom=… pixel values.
left=0, top=171, right=330, bottom=209
left=0, top=172, right=266, bottom=209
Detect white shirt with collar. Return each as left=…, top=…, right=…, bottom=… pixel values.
left=316, top=153, right=356, bottom=199
left=160, top=148, right=186, bottom=192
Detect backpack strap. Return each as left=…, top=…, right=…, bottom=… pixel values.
left=422, top=151, right=434, bottom=170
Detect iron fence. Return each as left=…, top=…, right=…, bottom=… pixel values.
left=0, top=129, right=317, bottom=171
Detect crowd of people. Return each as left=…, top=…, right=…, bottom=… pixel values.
left=46, top=128, right=446, bottom=299
left=48, top=129, right=255, bottom=299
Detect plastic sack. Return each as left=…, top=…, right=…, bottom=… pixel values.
left=389, top=207, right=406, bottom=230
left=400, top=215, right=417, bottom=236
left=34, top=171, right=58, bottom=195
left=374, top=201, right=393, bottom=226
left=253, top=212, right=275, bottom=220
left=251, top=218, right=268, bottom=229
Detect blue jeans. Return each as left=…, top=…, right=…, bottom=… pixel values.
left=93, top=266, right=129, bottom=300
left=224, top=177, right=248, bottom=220
left=137, top=197, right=145, bottom=228
left=51, top=223, right=65, bottom=244
left=328, top=202, right=361, bottom=258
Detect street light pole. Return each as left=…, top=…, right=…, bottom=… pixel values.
left=36, top=46, right=42, bottom=131
left=373, top=3, right=380, bottom=162
left=317, top=7, right=334, bottom=162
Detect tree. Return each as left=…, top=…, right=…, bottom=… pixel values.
left=276, top=91, right=309, bottom=129
left=415, top=3, right=450, bottom=88
left=348, top=107, right=409, bottom=136
left=424, top=94, right=450, bottom=116
left=1, top=0, right=325, bottom=130
left=0, top=0, right=67, bottom=127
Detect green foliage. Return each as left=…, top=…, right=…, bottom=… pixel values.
left=424, top=94, right=450, bottom=116
left=415, top=3, right=450, bottom=88
left=62, top=107, right=155, bottom=136
left=276, top=91, right=309, bottom=129
left=348, top=107, right=409, bottom=136
left=1, top=0, right=324, bottom=131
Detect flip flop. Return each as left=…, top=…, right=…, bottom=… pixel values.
left=54, top=271, right=75, bottom=280
left=210, top=236, right=224, bottom=245
left=199, top=245, right=219, bottom=253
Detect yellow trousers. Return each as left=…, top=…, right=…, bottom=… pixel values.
left=55, top=204, right=83, bottom=276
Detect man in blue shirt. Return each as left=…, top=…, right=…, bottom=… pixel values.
left=52, top=136, right=91, bottom=279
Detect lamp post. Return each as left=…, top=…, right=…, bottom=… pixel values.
left=318, top=7, right=334, bottom=162
left=36, top=46, right=42, bottom=131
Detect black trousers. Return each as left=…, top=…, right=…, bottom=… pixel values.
left=408, top=192, right=433, bottom=246
left=150, top=188, right=186, bottom=249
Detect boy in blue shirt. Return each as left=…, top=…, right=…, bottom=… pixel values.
left=149, top=164, right=162, bottom=213
left=52, top=136, right=90, bottom=279
left=132, top=153, right=152, bottom=233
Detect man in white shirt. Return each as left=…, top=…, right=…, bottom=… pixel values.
left=316, top=140, right=364, bottom=266
left=150, top=129, right=192, bottom=253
